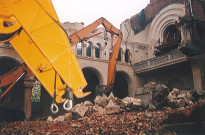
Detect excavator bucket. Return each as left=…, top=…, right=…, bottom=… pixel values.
left=0, top=0, right=90, bottom=103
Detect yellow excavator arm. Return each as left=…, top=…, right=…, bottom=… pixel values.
left=69, top=17, right=123, bottom=91
left=0, top=0, right=90, bottom=106
left=0, top=1, right=122, bottom=114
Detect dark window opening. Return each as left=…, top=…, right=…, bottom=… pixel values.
left=95, top=44, right=100, bottom=58
left=155, top=22, right=181, bottom=56
left=86, top=42, right=91, bottom=57
left=117, top=48, right=122, bottom=61
left=125, top=49, right=130, bottom=63
left=77, top=42, right=82, bottom=56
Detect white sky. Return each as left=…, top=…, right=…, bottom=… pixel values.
left=51, top=0, right=150, bottom=28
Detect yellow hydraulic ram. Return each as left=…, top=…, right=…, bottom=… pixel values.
left=0, top=0, right=90, bottom=112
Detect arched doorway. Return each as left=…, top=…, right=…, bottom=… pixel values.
left=74, top=67, right=102, bottom=104
left=167, top=78, right=185, bottom=90
left=0, top=57, right=25, bottom=121
left=113, top=71, right=129, bottom=99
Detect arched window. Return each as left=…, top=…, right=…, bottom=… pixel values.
left=77, top=42, right=82, bottom=56
left=125, top=49, right=130, bottom=63
left=117, top=48, right=122, bottom=61
left=86, top=42, right=92, bottom=57
left=95, top=43, right=100, bottom=58
left=163, top=23, right=181, bottom=44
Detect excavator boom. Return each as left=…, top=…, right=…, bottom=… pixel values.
left=0, top=1, right=122, bottom=111
left=0, top=0, right=90, bottom=104
left=69, top=17, right=123, bottom=91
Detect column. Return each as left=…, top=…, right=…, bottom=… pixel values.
left=92, top=45, right=95, bottom=58
left=82, top=41, right=87, bottom=57
left=100, top=47, right=104, bottom=59
left=23, top=77, right=35, bottom=120
left=122, top=51, right=125, bottom=63
left=190, top=58, right=202, bottom=90
left=72, top=45, right=77, bottom=55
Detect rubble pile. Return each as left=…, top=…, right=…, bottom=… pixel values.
left=0, top=108, right=168, bottom=134
left=142, top=82, right=205, bottom=111
left=0, top=82, right=205, bottom=134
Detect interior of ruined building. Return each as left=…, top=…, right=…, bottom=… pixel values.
left=0, top=1, right=205, bottom=133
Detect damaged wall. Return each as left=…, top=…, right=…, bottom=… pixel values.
left=120, top=0, right=205, bottom=95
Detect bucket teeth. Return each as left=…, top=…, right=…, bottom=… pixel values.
left=73, top=88, right=91, bottom=98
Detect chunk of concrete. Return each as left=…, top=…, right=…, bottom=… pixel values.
left=176, top=99, right=186, bottom=108
left=107, top=92, right=116, bottom=102
left=93, top=104, right=104, bottom=114
left=47, top=116, right=53, bottom=122
left=144, top=82, right=156, bottom=93
left=122, top=97, right=141, bottom=106
left=84, top=101, right=93, bottom=106
left=63, top=112, right=72, bottom=120
left=72, top=103, right=88, bottom=118
left=94, top=95, right=108, bottom=107
left=104, top=100, right=121, bottom=114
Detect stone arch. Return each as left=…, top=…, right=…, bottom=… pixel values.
left=167, top=78, right=185, bottom=90
left=0, top=56, right=24, bottom=112
left=149, top=4, right=185, bottom=43
left=0, top=46, right=23, bottom=63
left=74, top=67, right=104, bottom=103
left=0, top=56, right=21, bottom=75
left=95, top=43, right=101, bottom=58
left=113, top=71, right=132, bottom=99
left=86, top=41, right=92, bottom=57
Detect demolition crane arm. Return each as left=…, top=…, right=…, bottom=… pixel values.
left=68, top=17, right=123, bottom=91
left=0, top=63, right=32, bottom=101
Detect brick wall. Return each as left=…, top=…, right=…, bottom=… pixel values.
left=192, top=0, right=205, bottom=20
left=130, top=0, right=205, bottom=34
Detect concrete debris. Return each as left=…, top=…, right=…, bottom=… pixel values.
left=107, top=92, right=116, bottom=101
left=144, top=113, right=153, bottom=118
left=148, top=103, right=156, bottom=111
left=136, top=82, right=169, bottom=108
left=93, top=104, right=104, bottom=114
left=72, top=103, right=88, bottom=118
left=84, top=101, right=93, bottom=106
left=1, top=83, right=205, bottom=134
left=63, top=112, right=72, bottom=121
left=167, top=88, right=180, bottom=102
left=55, top=116, right=65, bottom=122
left=122, top=97, right=142, bottom=111
left=47, top=116, right=53, bottom=122
left=152, top=84, right=169, bottom=109
left=137, top=82, right=205, bottom=111
left=104, top=100, right=121, bottom=114
left=94, top=95, right=108, bottom=107
left=144, top=81, right=156, bottom=92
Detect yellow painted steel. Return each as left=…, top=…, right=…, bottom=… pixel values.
left=0, top=0, right=90, bottom=103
